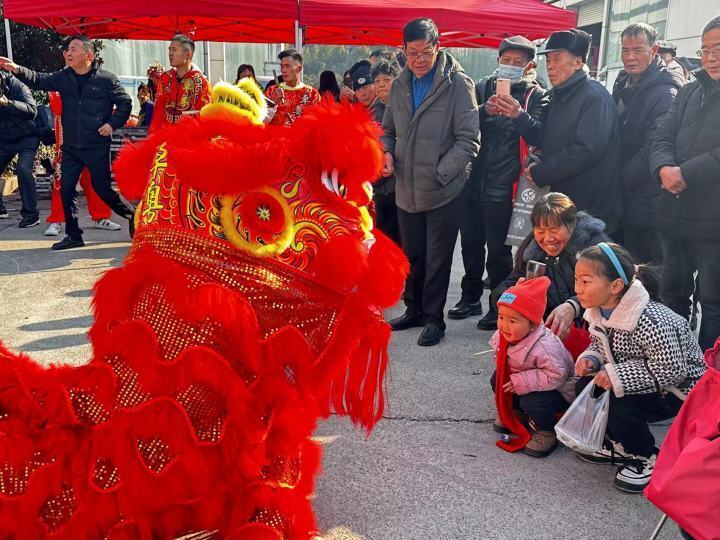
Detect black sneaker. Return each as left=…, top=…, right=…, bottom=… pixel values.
left=417, top=323, right=444, bottom=346
left=448, top=299, right=483, bottom=320
left=51, top=236, right=85, bottom=251
left=614, top=453, right=657, bottom=493
left=575, top=438, right=636, bottom=465
left=0, top=208, right=8, bottom=219
left=18, top=217, right=40, bottom=228
left=476, top=310, right=498, bottom=330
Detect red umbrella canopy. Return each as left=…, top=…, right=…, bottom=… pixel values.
left=300, top=0, right=577, bottom=47
left=3, top=0, right=299, bottom=43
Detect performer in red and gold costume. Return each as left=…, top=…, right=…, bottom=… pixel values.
left=44, top=92, right=121, bottom=236
left=150, top=34, right=211, bottom=131
left=265, top=49, right=320, bottom=127
left=0, top=78, right=407, bottom=538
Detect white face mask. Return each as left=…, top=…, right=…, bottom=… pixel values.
left=495, top=63, right=526, bottom=83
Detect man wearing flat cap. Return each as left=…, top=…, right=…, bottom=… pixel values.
left=523, top=28, right=622, bottom=233
left=658, top=41, right=688, bottom=80
left=449, top=35, right=549, bottom=330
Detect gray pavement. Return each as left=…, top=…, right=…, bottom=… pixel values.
left=0, top=192, right=675, bottom=539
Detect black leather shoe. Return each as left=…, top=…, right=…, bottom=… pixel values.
left=389, top=313, right=424, bottom=331
left=448, top=299, right=483, bottom=320
left=51, top=235, right=85, bottom=251
left=476, top=311, right=497, bottom=330
left=417, top=323, right=444, bottom=346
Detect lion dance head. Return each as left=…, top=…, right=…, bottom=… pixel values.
left=0, top=79, right=408, bottom=538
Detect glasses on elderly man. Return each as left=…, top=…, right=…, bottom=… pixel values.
left=697, top=45, right=720, bottom=58
left=406, top=48, right=436, bottom=61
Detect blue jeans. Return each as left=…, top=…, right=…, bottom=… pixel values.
left=0, top=136, right=40, bottom=221
left=662, top=234, right=720, bottom=351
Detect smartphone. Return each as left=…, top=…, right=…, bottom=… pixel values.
left=496, top=78, right=511, bottom=97
left=526, top=260, right=547, bottom=280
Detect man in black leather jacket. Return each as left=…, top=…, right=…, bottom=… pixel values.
left=448, top=36, right=549, bottom=330
left=0, top=70, right=40, bottom=227
left=0, top=35, right=134, bottom=250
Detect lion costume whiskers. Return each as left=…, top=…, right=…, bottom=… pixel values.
left=0, top=79, right=408, bottom=539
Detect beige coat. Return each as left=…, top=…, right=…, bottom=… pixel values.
left=381, top=51, right=480, bottom=213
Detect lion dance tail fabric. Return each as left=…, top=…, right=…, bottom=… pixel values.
left=0, top=80, right=408, bottom=538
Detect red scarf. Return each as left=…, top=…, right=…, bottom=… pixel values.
left=494, top=335, right=531, bottom=452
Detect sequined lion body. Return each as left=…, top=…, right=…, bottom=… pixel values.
left=0, top=95, right=407, bottom=538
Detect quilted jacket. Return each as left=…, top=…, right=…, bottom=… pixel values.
left=579, top=280, right=706, bottom=399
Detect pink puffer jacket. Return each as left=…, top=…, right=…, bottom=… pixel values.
left=490, top=325, right=576, bottom=402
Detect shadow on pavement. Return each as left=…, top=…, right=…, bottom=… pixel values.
left=20, top=332, right=89, bottom=351
left=0, top=244, right=126, bottom=275
left=19, top=315, right=94, bottom=332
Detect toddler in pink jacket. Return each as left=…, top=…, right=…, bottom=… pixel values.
left=490, top=276, right=576, bottom=457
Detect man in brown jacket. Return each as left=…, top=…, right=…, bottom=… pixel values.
left=382, top=18, right=480, bottom=346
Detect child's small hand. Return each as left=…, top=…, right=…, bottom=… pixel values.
left=594, top=369, right=613, bottom=391
left=502, top=380, right=516, bottom=394
left=575, top=358, right=597, bottom=376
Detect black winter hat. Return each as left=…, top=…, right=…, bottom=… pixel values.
left=538, top=29, right=592, bottom=63
left=498, top=36, right=536, bottom=61
left=350, top=60, right=373, bottom=91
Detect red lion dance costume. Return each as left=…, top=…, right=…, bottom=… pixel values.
left=0, top=80, right=408, bottom=539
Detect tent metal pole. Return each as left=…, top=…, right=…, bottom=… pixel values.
left=4, top=19, right=13, bottom=61
left=294, top=20, right=304, bottom=53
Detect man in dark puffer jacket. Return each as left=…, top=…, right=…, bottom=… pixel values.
left=0, top=71, right=39, bottom=227
left=648, top=16, right=720, bottom=351
left=0, top=35, right=134, bottom=251
left=612, top=23, right=684, bottom=263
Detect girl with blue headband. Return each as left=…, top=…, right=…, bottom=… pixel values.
left=571, top=242, right=706, bottom=494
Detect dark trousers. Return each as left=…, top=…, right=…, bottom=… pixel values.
left=459, top=198, right=513, bottom=302
left=576, top=376, right=682, bottom=457
left=0, top=136, right=40, bottom=221
left=623, top=226, right=662, bottom=265
left=398, top=192, right=463, bottom=329
left=661, top=234, right=720, bottom=351
left=60, top=145, right=134, bottom=239
left=374, top=191, right=401, bottom=246
left=491, top=371, right=567, bottom=431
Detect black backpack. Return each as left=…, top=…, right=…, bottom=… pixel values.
left=34, top=105, right=56, bottom=146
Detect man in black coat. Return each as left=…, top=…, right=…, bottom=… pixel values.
left=526, top=29, right=622, bottom=233
left=448, top=36, right=549, bottom=330
left=0, top=35, right=134, bottom=250
left=648, top=16, right=720, bottom=351
left=0, top=71, right=40, bottom=227
left=612, top=23, right=684, bottom=263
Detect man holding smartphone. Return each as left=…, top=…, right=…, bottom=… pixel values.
left=449, top=36, right=549, bottom=331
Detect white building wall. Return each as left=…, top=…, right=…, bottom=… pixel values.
left=665, top=0, right=718, bottom=57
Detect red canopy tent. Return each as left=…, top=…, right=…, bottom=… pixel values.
left=4, top=0, right=576, bottom=48
left=300, top=0, right=577, bottom=48
left=2, top=0, right=299, bottom=43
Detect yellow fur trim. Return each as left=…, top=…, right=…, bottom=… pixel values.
left=201, top=80, right=266, bottom=124
left=220, top=187, right=295, bottom=257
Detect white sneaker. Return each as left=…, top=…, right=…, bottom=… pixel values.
left=44, top=222, right=62, bottom=236
left=614, top=453, right=657, bottom=493
left=93, top=218, right=122, bottom=231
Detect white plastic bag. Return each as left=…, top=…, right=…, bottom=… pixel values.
left=554, top=381, right=610, bottom=454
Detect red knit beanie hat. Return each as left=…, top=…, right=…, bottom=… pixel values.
left=497, top=276, right=550, bottom=325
